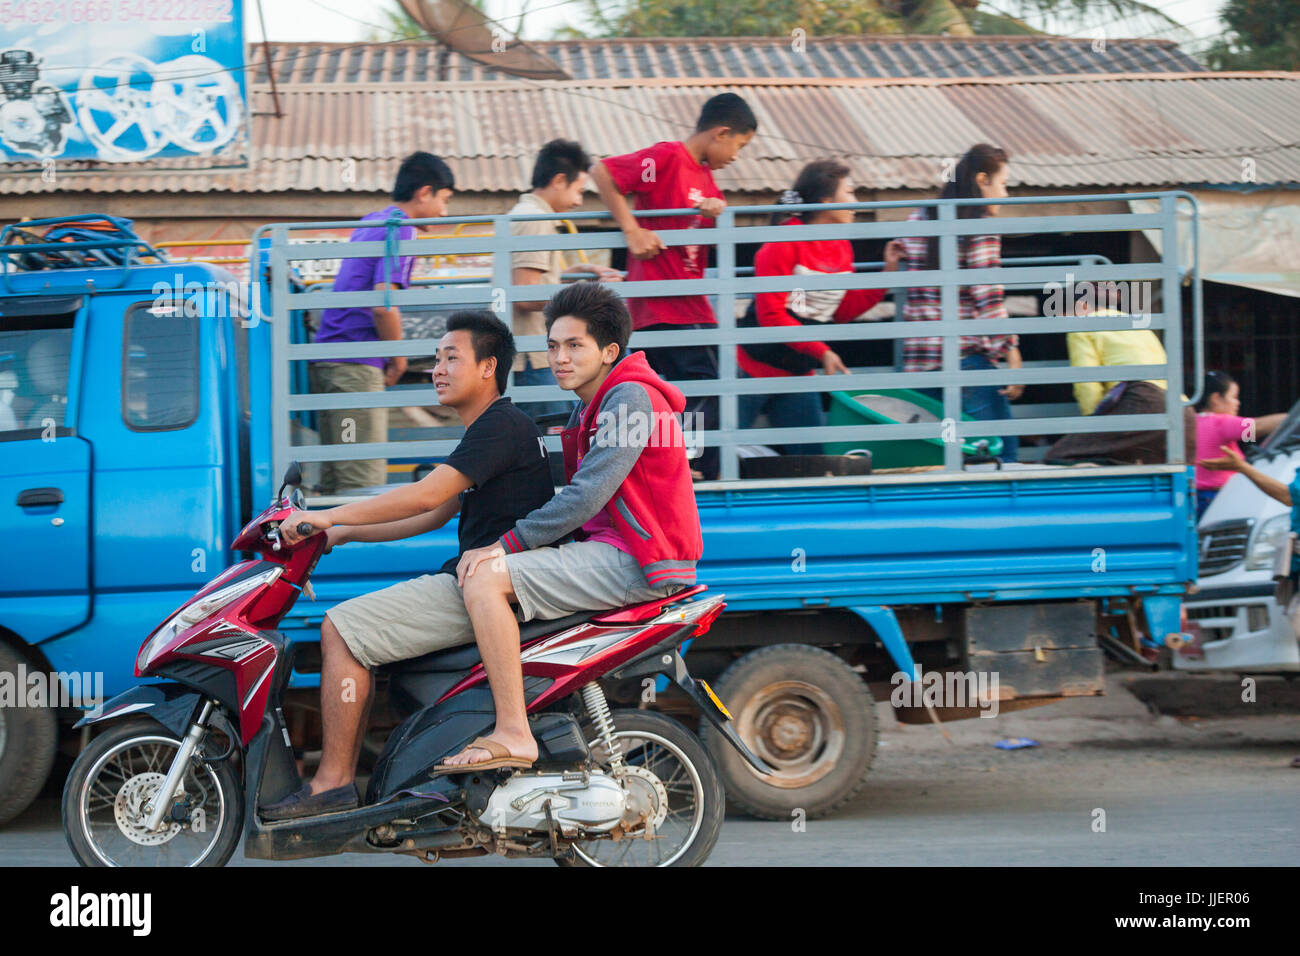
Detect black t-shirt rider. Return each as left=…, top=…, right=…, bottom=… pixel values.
left=439, top=397, right=555, bottom=575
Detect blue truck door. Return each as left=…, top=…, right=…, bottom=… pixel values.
left=0, top=295, right=92, bottom=640
left=35, top=287, right=229, bottom=694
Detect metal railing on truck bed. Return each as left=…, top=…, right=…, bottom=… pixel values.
left=255, top=191, right=1202, bottom=488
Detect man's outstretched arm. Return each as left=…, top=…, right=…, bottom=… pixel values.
left=281, top=464, right=473, bottom=544
left=332, top=499, right=460, bottom=546
left=1198, top=444, right=1294, bottom=506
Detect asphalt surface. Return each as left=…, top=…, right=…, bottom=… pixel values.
left=5, top=673, right=1297, bottom=867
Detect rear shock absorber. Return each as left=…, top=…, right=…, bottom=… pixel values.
left=580, top=682, right=625, bottom=773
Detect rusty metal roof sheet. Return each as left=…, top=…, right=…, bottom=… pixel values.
left=3, top=73, right=1297, bottom=195
left=253, top=36, right=1203, bottom=84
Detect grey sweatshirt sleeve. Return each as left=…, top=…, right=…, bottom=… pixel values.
left=501, top=382, right=653, bottom=552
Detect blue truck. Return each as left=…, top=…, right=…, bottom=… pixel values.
left=0, top=196, right=1201, bottom=824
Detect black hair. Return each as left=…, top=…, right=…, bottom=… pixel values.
left=543, top=282, right=631, bottom=360
left=531, top=138, right=591, bottom=190
left=392, top=151, right=455, bottom=202
left=1198, top=370, right=1236, bottom=412
left=773, top=158, right=851, bottom=225
left=695, top=93, right=758, bottom=134
left=923, top=143, right=1009, bottom=270
left=445, top=310, right=514, bottom=395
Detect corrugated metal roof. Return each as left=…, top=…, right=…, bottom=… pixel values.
left=3, top=73, right=1297, bottom=195
left=253, top=36, right=1202, bottom=83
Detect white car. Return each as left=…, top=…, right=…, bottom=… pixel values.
left=1181, top=402, right=1300, bottom=672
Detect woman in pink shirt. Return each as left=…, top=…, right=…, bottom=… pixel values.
left=1193, top=370, right=1286, bottom=518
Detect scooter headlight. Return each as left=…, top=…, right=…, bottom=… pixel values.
left=137, top=567, right=283, bottom=671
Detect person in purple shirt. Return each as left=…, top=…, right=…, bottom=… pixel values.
left=311, top=152, right=455, bottom=494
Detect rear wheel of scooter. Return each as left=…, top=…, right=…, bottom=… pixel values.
left=556, top=710, right=724, bottom=868
left=62, top=720, right=243, bottom=867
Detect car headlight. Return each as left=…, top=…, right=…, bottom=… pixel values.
left=1246, top=513, right=1292, bottom=571
left=138, top=567, right=282, bottom=671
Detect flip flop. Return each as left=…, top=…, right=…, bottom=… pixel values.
left=433, top=737, right=534, bottom=776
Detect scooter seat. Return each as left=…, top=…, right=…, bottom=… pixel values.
left=382, top=609, right=600, bottom=675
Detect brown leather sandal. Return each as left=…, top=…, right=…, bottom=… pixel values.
left=432, top=737, right=534, bottom=776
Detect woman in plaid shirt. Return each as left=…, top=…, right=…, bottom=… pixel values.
left=900, top=144, right=1022, bottom=461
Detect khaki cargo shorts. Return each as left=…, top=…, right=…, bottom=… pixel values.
left=328, top=541, right=679, bottom=669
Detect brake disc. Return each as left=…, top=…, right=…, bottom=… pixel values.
left=113, top=773, right=182, bottom=846
left=616, top=765, right=669, bottom=833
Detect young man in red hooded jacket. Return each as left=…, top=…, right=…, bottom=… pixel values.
left=441, top=282, right=701, bottom=769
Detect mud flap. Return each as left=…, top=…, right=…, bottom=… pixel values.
left=666, top=652, right=774, bottom=776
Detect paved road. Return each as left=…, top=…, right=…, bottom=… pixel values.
left=6, top=675, right=1297, bottom=866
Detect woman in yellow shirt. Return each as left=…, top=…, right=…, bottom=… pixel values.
left=1067, top=314, right=1170, bottom=416
left=1046, top=284, right=1195, bottom=465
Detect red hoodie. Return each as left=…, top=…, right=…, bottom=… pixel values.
left=499, top=352, right=702, bottom=587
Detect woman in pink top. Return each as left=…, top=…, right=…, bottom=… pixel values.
left=1193, top=370, right=1286, bottom=518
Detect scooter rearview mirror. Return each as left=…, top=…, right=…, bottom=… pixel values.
left=277, top=460, right=303, bottom=503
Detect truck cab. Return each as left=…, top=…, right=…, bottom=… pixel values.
left=0, top=250, right=267, bottom=823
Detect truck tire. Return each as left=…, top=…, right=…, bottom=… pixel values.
left=0, top=642, right=59, bottom=826
left=699, top=644, right=877, bottom=820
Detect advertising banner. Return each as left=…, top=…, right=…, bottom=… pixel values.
left=0, top=1, right=247, bottom=165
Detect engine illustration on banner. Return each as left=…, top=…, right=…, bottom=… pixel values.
left=0, top=49, right=74, bottom=156
left=0, top=2, right=248, bottom=165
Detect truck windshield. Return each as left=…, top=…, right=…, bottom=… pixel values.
left=1253, top=397, right=1300, bottom=458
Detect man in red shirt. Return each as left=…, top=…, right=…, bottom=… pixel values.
left=592, top=93, right=758, bottom=480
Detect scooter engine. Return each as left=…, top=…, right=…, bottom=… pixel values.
left=480, top=771, right=628, bottom=834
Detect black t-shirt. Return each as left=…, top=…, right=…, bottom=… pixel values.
left=439, top=397, right=554, bottom=574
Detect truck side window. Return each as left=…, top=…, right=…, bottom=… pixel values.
left=0, top=314, right=75, bottom=437
left=122, top=304, right=199, bottom=431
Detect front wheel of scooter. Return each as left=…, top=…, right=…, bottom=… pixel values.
left=62, top=720, right=243, bottom=867
left=556, top=710, right=725, bottom=868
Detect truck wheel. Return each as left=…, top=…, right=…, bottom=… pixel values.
left=699, top=644, right=877, bottom=820
left=0, top=643, right=59, bottom=826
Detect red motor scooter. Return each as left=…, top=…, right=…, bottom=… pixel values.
left=61, top=462, right=769, bottom=868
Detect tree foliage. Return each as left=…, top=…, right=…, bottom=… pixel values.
left=1204, top=0, right=1300, bottom=70
left=561, top=0, right=1187, bottom=38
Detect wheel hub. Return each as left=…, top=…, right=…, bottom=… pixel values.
left=738, top=681, right=846, bottom=789
left=616, top=765, right=669, bottom=833
left=765, top=705, right=815, bottom=755
left=113, top=773, right=182, bottom=846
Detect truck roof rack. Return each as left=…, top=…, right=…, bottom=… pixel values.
left=0, top=214, right=168, bottom=295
